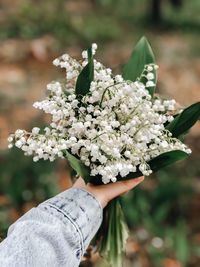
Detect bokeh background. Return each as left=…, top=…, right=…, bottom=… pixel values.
left=0, top=0, right=200, bottom=266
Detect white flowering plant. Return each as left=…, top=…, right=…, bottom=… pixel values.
left=8, top=37, right=200, bottom=266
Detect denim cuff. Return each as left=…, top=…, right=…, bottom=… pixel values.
left=39, top=187, right=103, bottom=253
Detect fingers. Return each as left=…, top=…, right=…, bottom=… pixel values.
left=121, top=176, right=145, bottom=191
left=72, top=177, right=86, bottom=187
left=72, top=176, right=144, bottom=209
left=101, top=176, right=144, bottom=202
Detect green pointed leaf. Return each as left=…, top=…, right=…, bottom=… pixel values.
left=148, top=150, right=189, bottom=172
left=75, top=47, right=94, bottom=97
left=117, top=170, right=143, bottom=181
left=117, top=150, right=188, bottom=181
left=63, top=150, right=188, bottom=185
left=122, top=36, right=156, bottom=97
left=62, top=150, right=90, bottom=183
left=166, top=102, right=200, bottom=138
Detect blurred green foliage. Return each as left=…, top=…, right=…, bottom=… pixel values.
left=0, top=0, right=200, bottom=47
left=0, top=0, right=121, bottom=46
left=121, top=160, right=199, bottom=265
left=0, top=147, right=59, bottom=238
left=0, top=0, right=74, bottom=43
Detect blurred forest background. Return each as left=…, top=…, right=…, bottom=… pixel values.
left=0, top=0, right=200, bottom=266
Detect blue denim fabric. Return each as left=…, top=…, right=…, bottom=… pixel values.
left=0, top=188, right=103, bottom=267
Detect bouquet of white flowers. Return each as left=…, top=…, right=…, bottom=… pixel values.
left=8, top=37, right=200, bottom=266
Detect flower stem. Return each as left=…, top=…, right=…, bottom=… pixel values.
left=94, top=197, right=129, bottom=267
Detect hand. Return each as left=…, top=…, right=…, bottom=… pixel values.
left=73, top=176, right=144, bottom=208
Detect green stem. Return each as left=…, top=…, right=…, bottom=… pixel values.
left=93, top=197, right=129, bottom=267
left=99, top=82, right=124, bottom=107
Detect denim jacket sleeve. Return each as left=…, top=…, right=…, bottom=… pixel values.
left=0, top=187, right=103, bottom=267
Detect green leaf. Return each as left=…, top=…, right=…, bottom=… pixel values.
left=63, top=150, right=188, bottom=185
left=166, top=102, right=200, bottom=138
left=117, top=170, right=143, bottom=181
left=117, top=150, right=188, bottom=182
left=149, top=150, right=189, bottom=172
left=62, top=150, right=90, bottom=183
left=75, top=47, right=94, bottom=97
left=122, top=36, right=156, bottom=97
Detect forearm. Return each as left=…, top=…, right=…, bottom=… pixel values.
left=0, top=188, right=103, bottom=267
